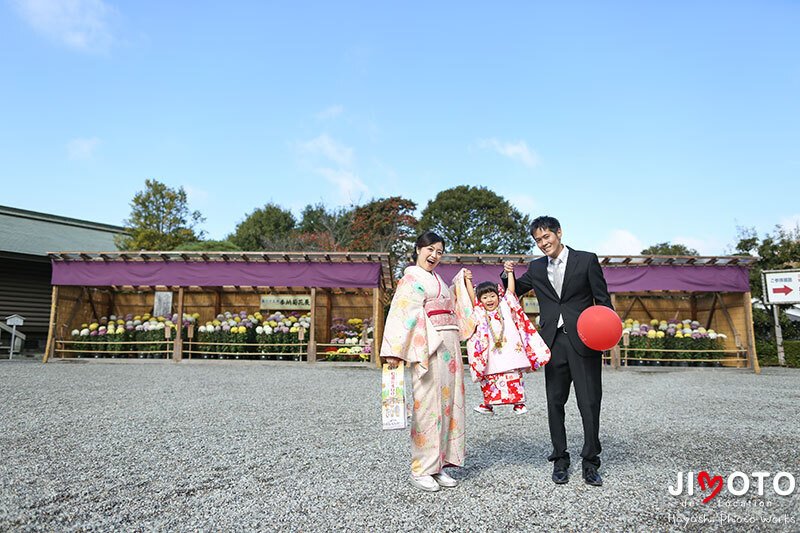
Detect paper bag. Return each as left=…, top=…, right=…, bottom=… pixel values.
left=381, top=362, right=407, bottom=430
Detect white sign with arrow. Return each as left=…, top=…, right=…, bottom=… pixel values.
left=762, top=269, right=800, bottom=305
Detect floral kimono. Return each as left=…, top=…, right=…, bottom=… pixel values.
left=465, top=285, right=551, bottom=406
left=380, top=265, right=474, bottom=476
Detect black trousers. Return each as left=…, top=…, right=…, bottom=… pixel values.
left=544, top=327, right=602, bottom=469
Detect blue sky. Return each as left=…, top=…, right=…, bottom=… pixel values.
left=1, top=1, right=798, bottom=255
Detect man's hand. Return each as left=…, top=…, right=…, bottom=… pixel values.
left=464, top=268, right=473, bottom=281
left=503, top=261, right=515, bottom=273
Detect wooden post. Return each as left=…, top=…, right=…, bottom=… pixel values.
left=742, top=291, right=760, bottom=374
left=689, top=293, right=698, bottom=321
left=307, top=287, right=317, bottom=363
left=214, top=288, right=222, bottom=317
left=610, top=294, right=621, bottom=369
left=43, top=286, right=59, bottom=363
left=172, top=287, right=184, bottom=362
left=772, top=303, right=786, bottom=367
left=372, top=287, right=382, bottom=367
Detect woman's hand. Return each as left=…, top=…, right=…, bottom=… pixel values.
left=503, top=261, right=515, bottom=273
left=463, top=268, right=473, bottom=281
left=384, top=357, right=402, bottom=369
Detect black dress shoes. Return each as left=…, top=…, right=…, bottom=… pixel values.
left=552, top=465, right=569, bottom=484
left=583, top=467, right=603, bottom=486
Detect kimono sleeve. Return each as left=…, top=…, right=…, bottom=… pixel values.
left=379, top=273, right=438, bottom=365
left=465, top=306, right=489, bottom=383
left=451, top=268, right=478, bottom=341
left=504, top=291, right=551, bottom=370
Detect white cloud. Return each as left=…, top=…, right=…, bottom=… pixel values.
left=66, top=136, right=100, bottom=160
left=13, top=0, right=115, bottom=53
left=669, top=236, right=725, bottom=256
left=316, top=105, right=344, bottom=120
left=316, top=168, right=368, bottom=204
left=779, top=214, right=800, bottom=231
left=595, top=229, right=644, bottom=256
left=297, top=134, right=353, bottom=167
left=478, top=138, right=540, bottom=168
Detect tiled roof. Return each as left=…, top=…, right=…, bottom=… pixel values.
left=0, top=205, right=124, bottom=257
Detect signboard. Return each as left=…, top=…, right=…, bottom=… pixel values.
left=260, top=294, right=312, bottom=310
left=153, top=291, right=173, bottom=318
left=5, top=314, right=24, bottom=327
left=523, top=297, right=540, bottom=314
left=762, top=269, right=800, bottom=305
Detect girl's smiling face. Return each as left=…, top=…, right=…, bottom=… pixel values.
left=416, top=242, right=444, bottom=272
left=480, top=292, right=499, bottom=311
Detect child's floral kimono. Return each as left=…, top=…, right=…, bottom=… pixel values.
left=465, top=285, right=551, bottom=406
left=380, top=266, right=474, bottom=476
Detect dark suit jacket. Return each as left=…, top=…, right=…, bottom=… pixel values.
left=510, top=247, right=613, bottom=357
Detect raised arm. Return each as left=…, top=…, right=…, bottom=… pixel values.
left=464, top=268, right=475, bottom=303
left=502, top=260, right=532, bottom=297
left=504, top=261, right=516, bottom=295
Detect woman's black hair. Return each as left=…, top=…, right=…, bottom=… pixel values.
left=411, top=231, right=446, bottom=262
left=475, top=281, right=499, bottom=300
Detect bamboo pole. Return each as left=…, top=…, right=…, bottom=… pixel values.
left=43, top=286, right=59, bottom=363
left=742, top=291, right=760, bottom=374
left=172, top=287, right=184, bottom=362
left=307, top=287, right=317, bottom=363
left=372, top=287, right=381, bottom=367
left=610, top=294, right=621, bottom=369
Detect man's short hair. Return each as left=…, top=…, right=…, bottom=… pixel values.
left=529, top=216, right=561, bottom=237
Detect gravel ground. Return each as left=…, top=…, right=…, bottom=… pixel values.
left=1, top=359, right=798, bottom=532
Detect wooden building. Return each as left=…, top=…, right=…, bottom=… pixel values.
left=0, top=205, right=124, bottom=350
left=43, top=251, right=392, bottom=364
left=434, top=253, right=759, bottom=372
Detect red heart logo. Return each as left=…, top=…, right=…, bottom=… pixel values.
left=697, top=471, right=723, bottom=503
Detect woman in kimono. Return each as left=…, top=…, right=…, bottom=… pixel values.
left=381, top=231, right=475, bottom=492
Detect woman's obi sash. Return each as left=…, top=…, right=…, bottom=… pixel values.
left=424, top=297, right=457, bottom=329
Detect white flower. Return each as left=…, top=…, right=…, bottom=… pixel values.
left=256, top=326, right=264, bottom=334
left=71, top=329, right=80, bottom=336
left=80, top=328, right=90, bottom=336
left=199, top=325, right=207, bottom=333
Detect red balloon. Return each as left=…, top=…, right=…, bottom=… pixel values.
left=577, top=305, right=623, bottom=351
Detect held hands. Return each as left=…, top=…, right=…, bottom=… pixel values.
left=463, top=268, right=473, bottom=281
left=503, top=261, right=515, bottom=274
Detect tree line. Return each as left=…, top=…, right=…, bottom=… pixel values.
left=116, top=179, right=800, bottom=343
left=115, top=179, right=534, bottom=257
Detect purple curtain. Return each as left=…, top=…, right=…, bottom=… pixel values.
left=51, top=260, right=382, bottom=288
left=432, top=264, right=750, bottom=293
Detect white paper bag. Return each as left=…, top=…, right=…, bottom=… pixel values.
left=381, top=362, right=407, bottom=430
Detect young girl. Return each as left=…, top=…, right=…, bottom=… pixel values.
left=464, top=263, right=551, bottom=415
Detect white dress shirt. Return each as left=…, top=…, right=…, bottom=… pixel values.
left=547, top=245, right=569, bottom=327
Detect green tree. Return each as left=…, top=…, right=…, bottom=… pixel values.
left=171, top=239, right=241, bottom=252
left=350, top=197, right=418, bottom=254
left=116, top=179, right=205, bottom=250
left=295, top=203, right=354, bottom=251
left=229, top=204, right=297, bottom=250
left=734, top=224, right=800, bottom=341
left=734, top=224, right=800, bottom=301
left=418, top=186, right=532, bottom=254
left=641, top=242, right=698, bottom=255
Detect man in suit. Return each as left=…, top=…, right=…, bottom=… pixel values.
left=502, top=215, right=612, bottom=486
